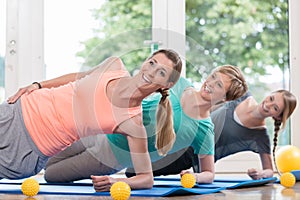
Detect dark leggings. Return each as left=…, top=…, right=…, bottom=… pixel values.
left=125, top=147, right=199, bottom=177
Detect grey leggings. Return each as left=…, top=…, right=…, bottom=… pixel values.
left=44, top=136, right=121, bottom=183
left=0, top=100, right=48, bottom=179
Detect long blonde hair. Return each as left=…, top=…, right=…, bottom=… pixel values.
left=151, top=49, right=182, bottom=156
left=271, top=90, right=297, bottom=174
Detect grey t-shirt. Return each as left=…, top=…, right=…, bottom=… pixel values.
left=212, top=92, right=271, bottom=161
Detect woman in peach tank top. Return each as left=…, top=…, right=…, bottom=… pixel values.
left=1, top=49, right=182, bottom=191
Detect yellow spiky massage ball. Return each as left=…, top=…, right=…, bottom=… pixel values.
left=280, top=172, right=296, bottom=188
left=181, top=173, right=196, bottom=188
left=110, top=181, right=131, bottom=200
left=21, top=178, right=40, bottom=197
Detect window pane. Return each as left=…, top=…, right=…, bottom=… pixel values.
left=44, top=0, right=105, bottom=79
left=45, top=0, right=152, bottom=78
left=186, top=0, right=290, bottom=145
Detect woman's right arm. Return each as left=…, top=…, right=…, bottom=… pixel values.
left=39, top=56, right=124, bottom=89
left=7, top=72, right=80, bottom=103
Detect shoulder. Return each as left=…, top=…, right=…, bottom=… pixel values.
left=117, top=114, right=146, bottom=137
left=171, top=77, right=194, bottom=98
left=103, top=56, right=126, bottom=71
left=236, top=95, right=256, bottom=110
left=196, top=118, right=214, bottom=133
left=178, top=77, right=193, bottom=87
left=93, top=56, right=126, bottom=73
left=243, top=96, right=257, bottom=108
left=84, top=56, right=127, bottom=78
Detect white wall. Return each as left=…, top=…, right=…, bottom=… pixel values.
left=290, top=0, right=300, bottom=148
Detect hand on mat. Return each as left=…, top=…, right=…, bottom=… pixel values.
left=7, top=84, right=39, bottom=104
left=247, top=168, right=273, bottom=180
left=248, top=168, right=261, bottom=180
left=91, top=175, right=115, bottom=192
left=180, top=170, right=193, bottom=177
left=180, top=170, right=196, bottom=180
left=180, top=169, right=215, bottom=184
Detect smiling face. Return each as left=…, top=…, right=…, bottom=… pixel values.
left=200, top=72, right=231, bottom=105
left=259, top=92, right=285, bottom=119
left=138, top=52, right=176, bottom=91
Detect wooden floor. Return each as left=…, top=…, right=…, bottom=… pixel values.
left=1, top=173, right=300, bottom=200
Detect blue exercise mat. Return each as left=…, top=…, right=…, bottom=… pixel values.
left=291, top=170, right=300, bottom=181
left=154, top=177, right=277, bottom=189
left=0, top=177, right=277, bottom=197
left=0, top=184, right=224, bottom=197
left=0, top=177, right=92, bottom=186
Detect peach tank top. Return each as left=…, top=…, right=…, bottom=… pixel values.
left=21, top=69, right=141, bottom=156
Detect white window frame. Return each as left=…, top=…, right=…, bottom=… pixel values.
left=152, top=0, right=186, bottom=76
left=5, top=0, right=44, bottom=98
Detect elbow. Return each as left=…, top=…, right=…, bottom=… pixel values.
left=207, top=172, right=215, bottom=183
left=264, top=169, right=274, bottom=178
left=195, top=171, right=214, bottom=184
left=207, top=176, right=214, bottom=184
left=143, top=174, right=154, bottom=189
left=268, top=169, right=274, bottom=177
left=201, top=174, right=214, bottom=184
left=131, top=173, right=153, bottom=189
left=141, top=173, right=154, bottom=189
left=145, top=178, right=154, bottom=189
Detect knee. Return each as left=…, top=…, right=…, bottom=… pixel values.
left=43, top=167, right=55, bottom=182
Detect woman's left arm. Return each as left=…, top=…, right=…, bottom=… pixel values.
left=247, top=153, right=273, bottom=179
left=181, top=154, right=214, bottom=183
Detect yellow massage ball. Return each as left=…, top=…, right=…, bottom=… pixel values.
left=181, top=173, right=196, bottom=188
left=110, top=181, right=131, bottom=200
left=280, top=172, right=296, bottom=188
left=21, top=178, right=40, bottom=197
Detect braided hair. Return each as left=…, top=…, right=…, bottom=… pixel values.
left=271, top=90, right=297, bottom=174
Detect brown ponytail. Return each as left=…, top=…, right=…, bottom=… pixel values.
left=150, top=49, right=182, bottom=156
left=155, top=88, right=176, bottom=156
